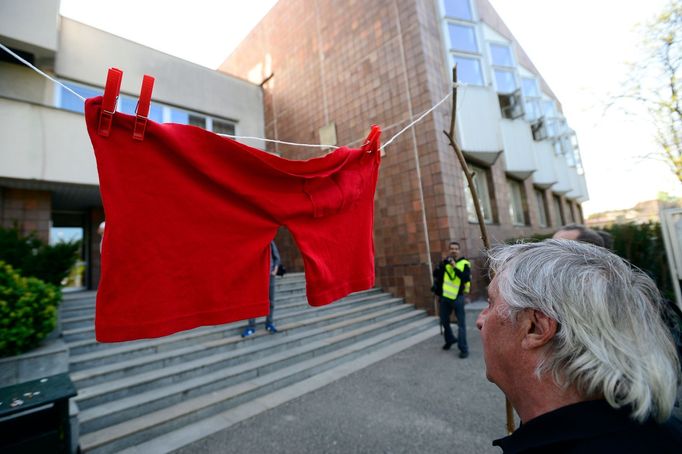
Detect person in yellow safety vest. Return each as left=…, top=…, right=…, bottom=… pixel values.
left=432, top=241, right=471, bottom=358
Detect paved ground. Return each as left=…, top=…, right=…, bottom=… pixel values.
left=177, top=305, right=513, bottom=454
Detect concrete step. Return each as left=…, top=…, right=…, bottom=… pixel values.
left=74, top=302, right=412, bottom=407
left=60, top=284, right=355, bottom=343
left=79, top=316, right=436, bottom=453
left=117, top=324, right=440, bottom=454
left=59, top=284, right=356, bottom=333
left=71, top=296, right=403, bottom=386
left=66, top=289, right=383, bottom=360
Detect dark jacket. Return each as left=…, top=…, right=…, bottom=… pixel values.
left=431, top=257, right=470, bottom=298
left=493, top=400, right=682, bottom=453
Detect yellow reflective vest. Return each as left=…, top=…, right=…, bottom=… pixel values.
left=442, top=258, right=471, bottom=300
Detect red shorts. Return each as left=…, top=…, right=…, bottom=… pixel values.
left=84, top=69, right=381, bottom=342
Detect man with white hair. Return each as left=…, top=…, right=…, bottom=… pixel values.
left=477, top=240, right=682, bottom=452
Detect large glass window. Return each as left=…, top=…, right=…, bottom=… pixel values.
left=212, top=119, right=236, bottom=136
left=521, top=77, right=541, bottom=121
left=57, top=82, right=101, bottom=113
left=552, top=194, right=565, bottom=226
left=56, top=80, right=235, bottom=134
left=508, top=179, right=527, bottom=225
left=490, top=44, right=514, bottom=67
left=444, top=0, right=473, bottom=20
left=448, top=23, right=478, bottom=53
left=535, top=188, right=548, bottom=227
left=490, top=43, right=516, bottom=93
left=494, top=70, right=516, bottom=94
left=452, top=55, right=484, bottom=85
left=465, top=164, right=494, bottom=223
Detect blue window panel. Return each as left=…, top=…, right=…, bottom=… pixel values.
left=118, top=96, right=137, bottom=116
left=452, top=55, right=484, bottom=85
left=448, top=23, right=478, bottom=53
left=521, top=77, right=539, bottom=97
left=170, top=109, right=190, bottom=124
left=494, top=69, right=516, bottom=93
left=148, top=104, right=163, bottom=122
left=444, top=0, right=472, bottom=20
left=60, top=82, right=101, bottom=113
left=490, top=44, right=514, bottom=67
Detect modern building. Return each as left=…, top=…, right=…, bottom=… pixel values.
left=0, top=0, right=265, bottom=288
left=220, top=0, right=589, bottom=309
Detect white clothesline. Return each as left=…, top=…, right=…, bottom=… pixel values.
left=1, top=41, right=457, bottom=152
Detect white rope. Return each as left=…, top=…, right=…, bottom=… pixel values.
left=379, top=90, right=453, bottom=151
left=1, top=41, right=460, bottom=152
left=0, top=42, right=86, bottom=102
left=217, top=134, right=339, bottom=149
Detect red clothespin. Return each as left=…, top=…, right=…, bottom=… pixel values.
left=133, top=75, right=155, bottom=141
left=363, top=125, right=382, bottom=157
left=98, top=68, right=123, bottom=137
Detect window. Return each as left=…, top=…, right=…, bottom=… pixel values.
left=56, top=80, right=235, bottom=134
left=464, top=164, right=494, bottom=223
left=490, top=43, right=514, bottom=67
left=56, top=81, right=101, bottom=113
left=448, top=23, right=478, bottom=53
left=451, top=55, right=484, bottom=85
left=531, top=117, right=548, bottom=141
left=212, top=119, right=236, bottom=136
left=521, top=77, right=541, bottom=121
left=444, top=0, right=473, bottom=20
left=567, top=200, right=577, bottom=223
left=443, top=4, right=484, bottom=87
left=494, top=70, right=516, bottom=94
left=535, top=189, right=548, bottom=227
left=552, top=195, right=565, bottom=226
left=498, top=89, right=524, bottom=119
left=508, top=179, right=527, bottom=225
left=490, top=43, right=516, bottom=94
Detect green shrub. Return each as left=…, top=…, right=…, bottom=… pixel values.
left=0, top=261, right=61, bottom=357
left=604, top=222, right=673, bottom=301
left=0, top=226, right=80, bottom=286
left=506, top=222, right=673, bottom=301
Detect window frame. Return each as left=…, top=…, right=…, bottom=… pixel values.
left=507, top=178, right=527, bottom=226
left=441, top=1, right=485, bottom=87
left=552, top=194, right=565, bottom=227
left=534, top=188, right=548, bottom=228
left=54, top=79, right=237, bottom=134
left=442, top=0, right=474, bottom=21
left=465, top=164, right=494, bottom=224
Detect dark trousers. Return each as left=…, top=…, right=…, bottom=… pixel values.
left=248, top=274, right=276, bottom=327
left=439, top=295, right=468, bottom=353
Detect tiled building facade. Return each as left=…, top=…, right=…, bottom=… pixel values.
left=221, top=0, right=588, bottom=310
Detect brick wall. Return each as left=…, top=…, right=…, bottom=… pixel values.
left=0, top=187, right=51, bottom=242
left=221, top=0, right=579, bottom=312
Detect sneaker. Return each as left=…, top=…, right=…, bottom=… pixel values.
left=459, top=351, right=469, bottom=359
left=241, top=327, right=255, bottom=338
left=265, top=322, right=278, bottom=334
left=442, top=342, right=453, bottom=351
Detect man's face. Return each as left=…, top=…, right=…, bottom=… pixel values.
left=449, top=243, right=460, bottom=259
left=476, top=278, right=524, bottom=388
left=553, top=229, right=579, bottom=241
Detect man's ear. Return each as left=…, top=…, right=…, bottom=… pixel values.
left=521, top=310, right=558, bottom=350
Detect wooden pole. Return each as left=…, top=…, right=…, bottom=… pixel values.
left=442, top=65, right=515, bottom=435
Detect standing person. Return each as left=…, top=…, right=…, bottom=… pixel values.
left=477, top=240, right=682, bottom=452
left=433, top=241, right=471, bottom=358
left=241, top=240, right=281, bottom=337
left=98, top=221, right=105, bottom=254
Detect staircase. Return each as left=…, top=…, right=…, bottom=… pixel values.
left=60, top=273, right=438, bottom=453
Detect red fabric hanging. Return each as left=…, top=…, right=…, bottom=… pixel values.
left=84, top=71, right=381, bottom=342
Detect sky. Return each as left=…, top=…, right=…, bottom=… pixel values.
left=59, top=0, right=681, bottom=216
